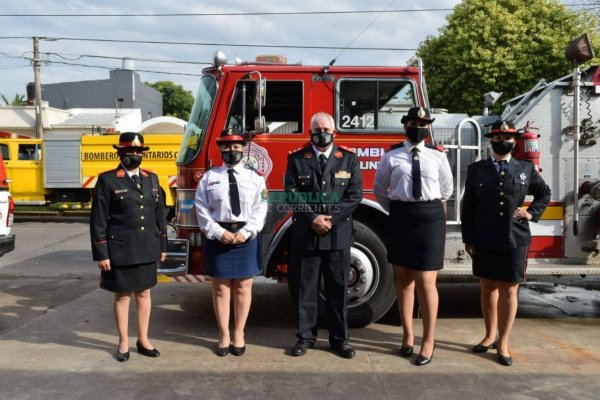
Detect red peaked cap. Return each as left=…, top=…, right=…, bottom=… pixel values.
left=216, top=128, right=247, bottom=145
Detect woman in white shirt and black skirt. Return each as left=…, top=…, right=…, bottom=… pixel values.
left=374, top=107, right=453, bottom=366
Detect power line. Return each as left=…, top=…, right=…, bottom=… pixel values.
left=48, top=60, right=203, bottom=77
left=43, top=36, right=418, bottom=51
left=46, top=52, right=212, bottom=65
left=0, top=8, right=454, bottom=17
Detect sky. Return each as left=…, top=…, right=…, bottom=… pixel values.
left=0, top=0, right=583, bottom=103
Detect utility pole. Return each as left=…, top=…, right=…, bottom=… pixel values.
left=33, top=36, right=43, bottom=138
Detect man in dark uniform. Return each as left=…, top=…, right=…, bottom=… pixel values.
left=461, top=120, right=550, bottom=366
left=90, top=132, right=167, bottom=362
left=284, top=112, right=363, bottom=358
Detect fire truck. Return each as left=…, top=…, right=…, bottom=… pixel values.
left=163, top=51, right=600, bottom=327
left=0, top=131, right=181, bottom=209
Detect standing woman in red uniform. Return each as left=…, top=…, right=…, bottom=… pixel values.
left=195, top=129, right=268, bottom=356
left=462, top=121, right=550, bottom=366
left=374, top=107, right=453, bottom=366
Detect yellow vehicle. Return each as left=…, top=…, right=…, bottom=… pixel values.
left=0, top=131, right=181, bottom=208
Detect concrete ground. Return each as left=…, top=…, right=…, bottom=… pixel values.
left=0, top=222, right=599, bottom=399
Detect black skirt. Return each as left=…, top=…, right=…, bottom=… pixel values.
left=100, top=261, right=158, bottom=293
left=386, top=200, right=446, bottom=271
left=473, top=246, right=529, bottom=283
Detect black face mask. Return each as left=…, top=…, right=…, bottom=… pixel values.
left=120, top=154, right=143, bottom=169
left=491, top=140, right=514, bottom=156
left=221, top=150, right=243, bottom=165
left=406, top=127, right=429, bottom=144
left=311, top=131, right=334, bottom=148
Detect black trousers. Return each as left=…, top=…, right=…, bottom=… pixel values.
left=289, top=247, right=350, bottom=345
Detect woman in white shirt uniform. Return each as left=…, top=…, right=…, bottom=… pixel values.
left=374, top=107, right=453, bottom=366
left=195, top=129, right=268, bottom=357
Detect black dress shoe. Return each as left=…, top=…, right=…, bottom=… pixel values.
left=415, top=342, right=436, bottom=366
left=497, top=354, right=513, bottom=366
left=231, top=345, right=246, bottom=356
left=472, top=340, right=498, bottom=353
left=136, top=340, right=160, bottom=357
left=215, top=345, right=230, bottom=357
left=291, top=341, right=313, bottom=356
left=331, top=343, right=356, bottom=359
left=399, top=345, right=414, bottom=358
left=116, top=349, right=130, bottom=362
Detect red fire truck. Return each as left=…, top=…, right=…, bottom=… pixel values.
left=162, top=51, right=437, bottom=327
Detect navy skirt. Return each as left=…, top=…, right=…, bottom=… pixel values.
left=100, top=261, right=158, bottom=293
left=386, top=200, right=446, bottom=271
left=204, top=237, right=260, bottom=279
left=473, top=246, right=529, bottom=283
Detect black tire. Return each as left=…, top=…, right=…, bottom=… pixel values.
left=318, top=220, right=396, bottom=328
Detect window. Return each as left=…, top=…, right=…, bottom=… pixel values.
left=0, top=144, right=9, bottom=161
left=18, top=144, right=41, bottom=160
left=226, top=80, right=303, bottom=134
left=337, top=79, right=417, bottom=133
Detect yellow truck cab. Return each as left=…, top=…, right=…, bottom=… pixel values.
left=0, top=131, right=181, bottom=209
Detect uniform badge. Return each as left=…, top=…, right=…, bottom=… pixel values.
left=519, top=173, right=527, bottom=182
left=334, top=151, right=343, bottom=159
left=418, top=107, right=426, bottom=118
left=116, top=170, right=126, bottom=178
left=501, top=122, right=510, bottom=132
left=261, top=189, right=269, bottom=201
left=132, top=135, right=142, bottom=147
left=304, top=152, right=313, bottom=159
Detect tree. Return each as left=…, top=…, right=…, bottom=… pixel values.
left=146, top=81, right=194, bottom=121
left=417, top=0, right=600, bottom=115
left=1, top=93, right=26, bottom=106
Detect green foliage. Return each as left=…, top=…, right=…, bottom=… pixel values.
left=1, top=93, right=26, bottom=106
left=417, top=0, right=600, bottom=115
left=146, top=80, right=194, bottom=121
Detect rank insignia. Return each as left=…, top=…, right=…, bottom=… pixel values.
left=116, top=170, right=126, bottom=177
left=519, top=173, right=527, bottom=182
left=261, top=189, right=269, bottom=200
left=334, top=151, right=343, bottom=158
left=304, top=152, right=313, bottom=159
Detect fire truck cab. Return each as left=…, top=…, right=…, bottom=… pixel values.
left=167, top=52, right=434, bottom=326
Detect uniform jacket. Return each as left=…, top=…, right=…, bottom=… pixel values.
left=90, top=165, right=168, bottom=266
left=284, top=143, right=363, bottom=250
left=461, top=157, right=551, bottom=250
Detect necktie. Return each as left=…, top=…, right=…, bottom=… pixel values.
left=411, top=147, right=422, bottom=200
left=498, top=160, right=508, bottom=177
left=132, top=174, right=142, bottom=189
left=319, top=154, right=327, bottom=173
left=228, top=168, right=241, bottom=217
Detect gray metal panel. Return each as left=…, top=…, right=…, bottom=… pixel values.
left=43, top=138, right=81, bottom=188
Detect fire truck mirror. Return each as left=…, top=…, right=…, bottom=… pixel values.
left=254, top=78, right=267, bottom=110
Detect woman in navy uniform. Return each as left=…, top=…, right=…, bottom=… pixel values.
left=90, top=132, right=167, bottom=362
left=195, top=129, right=268, bottom=356
left=374, top=107, right=453, bottom=366
left=461, top=120, right=550, bottom=366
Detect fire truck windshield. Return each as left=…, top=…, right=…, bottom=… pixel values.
left=176, top=75, right=217, bottom=165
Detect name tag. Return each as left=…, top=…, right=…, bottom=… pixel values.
left=208, top=181, right=221, bottom=186
left=114, top=189, right=128, bottom=194
left=335, top=171, right=351, bottom=179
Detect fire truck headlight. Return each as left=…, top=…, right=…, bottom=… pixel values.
left=213, top=50, right=228, bottom=68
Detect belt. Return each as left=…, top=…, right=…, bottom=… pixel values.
left=217, top=221, right=246, bottom=232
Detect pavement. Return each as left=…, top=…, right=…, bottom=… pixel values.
left=0, top=222, right=599, bottom=399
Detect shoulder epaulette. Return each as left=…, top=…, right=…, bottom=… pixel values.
left=425, top=143, right=445, bottom=152
left=385, top=142, right=404, bottom=152
left=140, top=169, right=152, bottom=177
left=288, top=143, right=310, bottom=155
left=337, top=144, right=356, bottom=153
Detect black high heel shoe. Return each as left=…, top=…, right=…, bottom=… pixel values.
left=215, top=345, right=230, bottom=357
left=415, top=342, right=436, bottom=366
left=116, top=348, right=130, bottom=362
left=399, top=345, right=414, bottom=358
left=497, top=351, right=513, bottom=366
left=231, top=345, right=246, bottom=356
left=472, top=339, right=498, bottom=353
left=136, top=340, right=160, bottom=357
